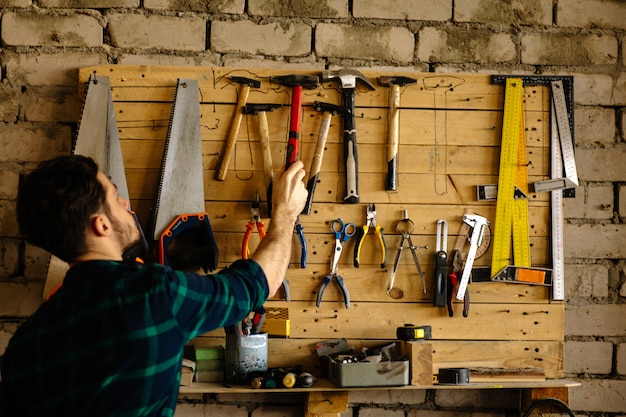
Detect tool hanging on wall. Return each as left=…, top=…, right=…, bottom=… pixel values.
left=150, top=78, right=219, bottom=273
left=377, top=75, right=417, bottom=192
left=217, top=76, right=261, bottom=181
left=389, top=210, right=427, bottom=295
left=302, top=101, right=346, bottom=216
left=433, top=219, right=448, bottom=307
left=322, top=69, right=376, bottom=203
left=271, top=74, right=320, bottom=167
left=490, top=78, right=532, bottom=280
left=456, top=214, right=489, bottom=301
left=491, top=75, right=577, bottom=299
left=447, top=250, right=469, bottom=317
left=353, top=204, right=386, bottom=268
left=317, top=219, right=355, bottom=308
left=242, top=103, right=282, bottom=217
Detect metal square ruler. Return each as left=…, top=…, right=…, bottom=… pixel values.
left=491, top=75, right=577, bottom=301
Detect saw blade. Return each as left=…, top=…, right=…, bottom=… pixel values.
left=150, top=78, right=205, bottom=240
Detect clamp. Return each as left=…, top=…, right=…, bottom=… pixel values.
left=317, top=219, right=355, bottom=308
left=353, top=203, right=386, bottom=268
left=389, top=210, right=427, bottom=294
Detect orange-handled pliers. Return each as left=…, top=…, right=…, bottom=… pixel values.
left=242, top=190, right=266, bottom=259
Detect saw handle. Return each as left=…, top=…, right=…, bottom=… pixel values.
left=342, top=88, right=359, bottom=203
left=285, top=85, right=303, bottom=168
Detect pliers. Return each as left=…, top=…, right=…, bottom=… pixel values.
left=353, top=203, right=386, bottom=268
left=447, top=250, right=469, bottom=317
left=242, top=190, right=266, bottom=259
left=294, top=217, right=307, bottom=268
left=243, top=190, right=290, bottom=300
left=389, top=210, right=427, bottom=294
left=316, top=219, right=355, bottom=309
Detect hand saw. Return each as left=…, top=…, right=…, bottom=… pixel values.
left=149, top=78, right=218, bottom=273
left=43, top=73, right=149, bottom=299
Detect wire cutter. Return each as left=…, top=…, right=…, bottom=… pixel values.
left=389, top=210, right=427, bottom=294
left=242, top=190, right=266, bottom=259
left=316, top=219, right=356, bottom=308
left=353, top=203, right=386, bottom=268
left=242, top=191, right=290, bottom=300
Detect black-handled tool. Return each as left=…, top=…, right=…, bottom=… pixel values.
left=434, top=219, right=448, bottom=307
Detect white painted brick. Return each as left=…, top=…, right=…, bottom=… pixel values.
left=0, top=123, right=71, bottom=163
left=0, top=164, right=19, bottom=199
left=117, top=53, right=220, bottom=67
left=620, top=184, right=626, bottom=219
left=4, top=51, right=107, bottom=86
left=521, top=32, right=618, bottom=66
left=316, top=23, right=414, bottom=62
left=417, top=26, right=515, bottom=63
left=353, top=0, right=451, bottom=21
left=145, top=0, right=244, bottom=13
left=575, top=106, right=616, bottom=146
left=434, top=388, right=518, bottom=409
left=573, top=73, right=618, bottom=106
left=569, top=378, right=626, bottom=412
left=563, top=183, right=614, bottom=220
left=455, top=0, right=552, bottom=25
left=348, top=389, right=426, bottom=405
left=557, top=0, right=626, bottom=30
left=1, top=11, right=102, bottom=47
left=40, top=0, right=138, bottom=6
left=564, top=263, right=609, bottom=299
left=0, top=83, right=20, bottom=123
left=0, top=0, right=32, bottom=6
left=221, top=57, right=324, bottom=70
left=564, top=341, right=613, bottom=374
left=250, top=0, right=348, bottom=18
left=617, top=343, right=626, bottom=376
left=565, top=304, right=626, bottom=337
left=359, top=408, right=404, bottom=417
left=564, top=224, right=626, bottom=259
left=24, top=86, right=78, bottom=123
left=577, top=148, right=626, bottom=182
left=0, top=282, right=44, bottom=316
left=211, top=20, right=311, bottom=57
left=107, top=13, right=206, bottom=51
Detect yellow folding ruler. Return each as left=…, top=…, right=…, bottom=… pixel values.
left=490, top=78, right=532, bottom=279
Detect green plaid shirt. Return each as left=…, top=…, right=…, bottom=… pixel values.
left=0, top=259, right=268, bottom=416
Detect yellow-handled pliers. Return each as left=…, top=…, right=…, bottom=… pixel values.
left=353, top=203, right=386, bottom=268
left=242, top=190, right=266, bottom=259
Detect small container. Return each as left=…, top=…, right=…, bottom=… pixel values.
left=224, top=330, right=268, bottom=384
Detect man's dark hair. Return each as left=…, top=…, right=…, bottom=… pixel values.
left=16, top=155, right=106, bottom=263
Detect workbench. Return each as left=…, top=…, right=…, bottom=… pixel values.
left=76, top=65, right=569, bottom=413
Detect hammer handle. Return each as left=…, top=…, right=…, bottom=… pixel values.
left=302, top=110, right=332, bottom=215
left=285, top=85, right=303, bottom=168
left=217, top=84, right=250, bottom=180
left=386, top=84, right=400, bottom=191
left=258, top=111, right=275, bottom=217
left=342, top=88, right=359, bottom=203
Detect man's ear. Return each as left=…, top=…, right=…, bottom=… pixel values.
left=90, top=213, right=111, bottom=237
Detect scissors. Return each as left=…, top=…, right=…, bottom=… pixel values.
left=316, top=219, right=356, bottom=308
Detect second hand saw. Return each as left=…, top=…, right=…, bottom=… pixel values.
left=149, top=78, right=218, bottom=273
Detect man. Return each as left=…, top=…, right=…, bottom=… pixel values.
left=0, top=154, right=307, bottom=416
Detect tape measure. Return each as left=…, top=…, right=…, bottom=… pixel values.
left=490, top=78, right=531, bottom=279
left=396, top=324, right=432, bottom=341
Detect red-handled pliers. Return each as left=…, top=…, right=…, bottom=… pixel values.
left=447, top=250, right=469, bottom=317
left=242, top=190, right=266, bottom=259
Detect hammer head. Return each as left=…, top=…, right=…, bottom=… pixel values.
left=378, top=76, right=417, bottom=87
left=229, top=76, right=261, bottom=88
left=322, top=69, right=376, bottom=90
left=272, top=74, right=320, bottom=89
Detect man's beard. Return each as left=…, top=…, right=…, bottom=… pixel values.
left=107, top=209, right=143, bottom=259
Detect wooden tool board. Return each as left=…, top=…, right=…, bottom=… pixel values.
left=78, top=65, right=564, bottom=379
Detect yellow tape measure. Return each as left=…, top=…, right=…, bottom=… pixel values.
left=491, top=78, right=531, bottom=278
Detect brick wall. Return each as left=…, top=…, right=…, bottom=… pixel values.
left=1, top=0, right=624, bottom=415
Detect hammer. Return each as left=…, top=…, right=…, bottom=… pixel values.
left=216, top=76, right=261, bottom=181
left=271, top=74, right=320, bottom=167
left=242, top=103, right=282, bottom=217
left=377, top=76, right=417, bottom=192
left=301, top=101, right=346, bottom=215
left=322, top=69, right=376, bottom=204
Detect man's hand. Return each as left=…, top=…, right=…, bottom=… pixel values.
left=252, top=161, right=308, bottom=296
